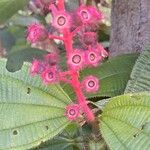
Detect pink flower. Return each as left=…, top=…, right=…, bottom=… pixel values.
left=51, top=11, right=72, bottom=31
left=85, top=49, right=102, bottom=67
left=67, top=50, right=85, bottom=70
left=77, top=6, right=103, bottom=25
left=30, top=59, right=45, bottom=76
left=65, top=104, right=80, bottom=121
left=41, top=66, right=58, bottom=84
left=27, top=23, right=47, bottom=43
left=81, top=76, right=99, bottom=93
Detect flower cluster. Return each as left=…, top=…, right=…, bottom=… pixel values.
left=27, top=0, right=108, bottom=122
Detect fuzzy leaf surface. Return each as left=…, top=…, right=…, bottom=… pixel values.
left=0, top=0, right=29, bottom=24
left=100, top=92, right=150, bottom=150
left=125, top=47, right=150, bottom=93
left=0, top=59, right=72, bottom=150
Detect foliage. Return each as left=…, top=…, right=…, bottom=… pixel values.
left=6, top=45, right=47, bottom=72
left=0, top=0, right=150, bottom=150
left=100, top=92, right=150, bottom=150
left=125, top=47, right=150, bottom=93
left=0, top=0, right=29, bottom=24
left=0, top=59, right=72, bottom=150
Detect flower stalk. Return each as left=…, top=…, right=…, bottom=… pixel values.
left=27, top=0, right=108, bottom=122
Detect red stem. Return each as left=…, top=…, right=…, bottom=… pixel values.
left=55, top=1, right=95, bottom=122
left=63, top=28, right=95, bottom=122
left=71, top=71, right=95, bottom=122
left=57, top=0, right=65, bottom=11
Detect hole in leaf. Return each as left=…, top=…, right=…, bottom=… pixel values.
left=141, top=122, right=149, bottom=130
left=13, top=130, right=18, bottom=135
left=45, top=126, right=49, bottom=130
left=27, top=88, right=31, bottom=94
left=133, top=132, right=140, bottom=138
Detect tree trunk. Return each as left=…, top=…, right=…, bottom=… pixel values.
left=110, top=0, right=150, bottom=57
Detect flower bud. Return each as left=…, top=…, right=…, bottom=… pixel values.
left=82, top=32, right=97, bottom=46
left=65, top=104, right=80, bottom=121
left=33, top=0, right=56, bottom=13
left=30, top=59, right=45, bottom=76
left=81, top=76, right=99, bottom=93
left=41, top=66, right=58, bottom=84
left=44, top=52, right=59, bottom=66
left=85, top=50, right=102, bottom=67
left=67, top=50, right=85, bottom=70
left=27, top=23, right=48, bottom=43
left=51, top=11, right=72, bottom=31
left=77, top=6, right=103, bottom=25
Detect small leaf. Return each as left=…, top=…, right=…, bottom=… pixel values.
left=6, top=45, right=47, bottom=72
left=10, top=14, right=40, bottom=27
left=0, top=0, right=29, bottom=24
left=0, top=58, right=72, bottom=149
left=125, top=47, right=150, bottom=93
left=0, top=29, right=15, bottom=50
left=100, top=92, right=150, bottom=150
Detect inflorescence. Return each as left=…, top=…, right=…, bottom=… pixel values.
left=27, top=0, right=108, bottom=122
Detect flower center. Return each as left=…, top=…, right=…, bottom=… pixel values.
left=81, top=10, right=89, bottom=20
left=90, top=53, right=96, bottom=61
left=69, top=109, right=76, bottom=116
left=48, top=72, right=54, bottom=79
left=72, top=55, right=81, bottom=64
left=57, top=16, right=66, bottom=26
left=88, top=80, right=95, bottom=88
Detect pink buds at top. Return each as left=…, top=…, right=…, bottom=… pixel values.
left=77, top=6, right=103, bottom=24
left=30, top=59, right=45, bottom=76
left=52, top=11, right=72, bottom=31
left=85, top=50, right=102, bottom=67
left=81, top=76, right=99, bottom=93
left=27, top=23, right=47, bottom=43
left=67, top=50, right=85, bottom=70
left=65, top=104, right=80, bottom=121
left=41, top=66, right=58, bottom=84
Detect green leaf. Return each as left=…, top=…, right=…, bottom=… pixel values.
left=100, top=92, right=150, bottom=150
left=94, top=99, right=110, bottom=110
left=0, top=58, right=72, bottom=150
left=32, top=123, right=83, bottom=150
left=0, top=0, right=29, bottom=24
left=0, top=29, right=15, bottom=50
left=62, top=54, right=138, bottom=99
left=6, top=45, right=47, bottom=72
left=125, top=47, right=150, bottom=93
left=10, top=14, right=40, bottom=27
